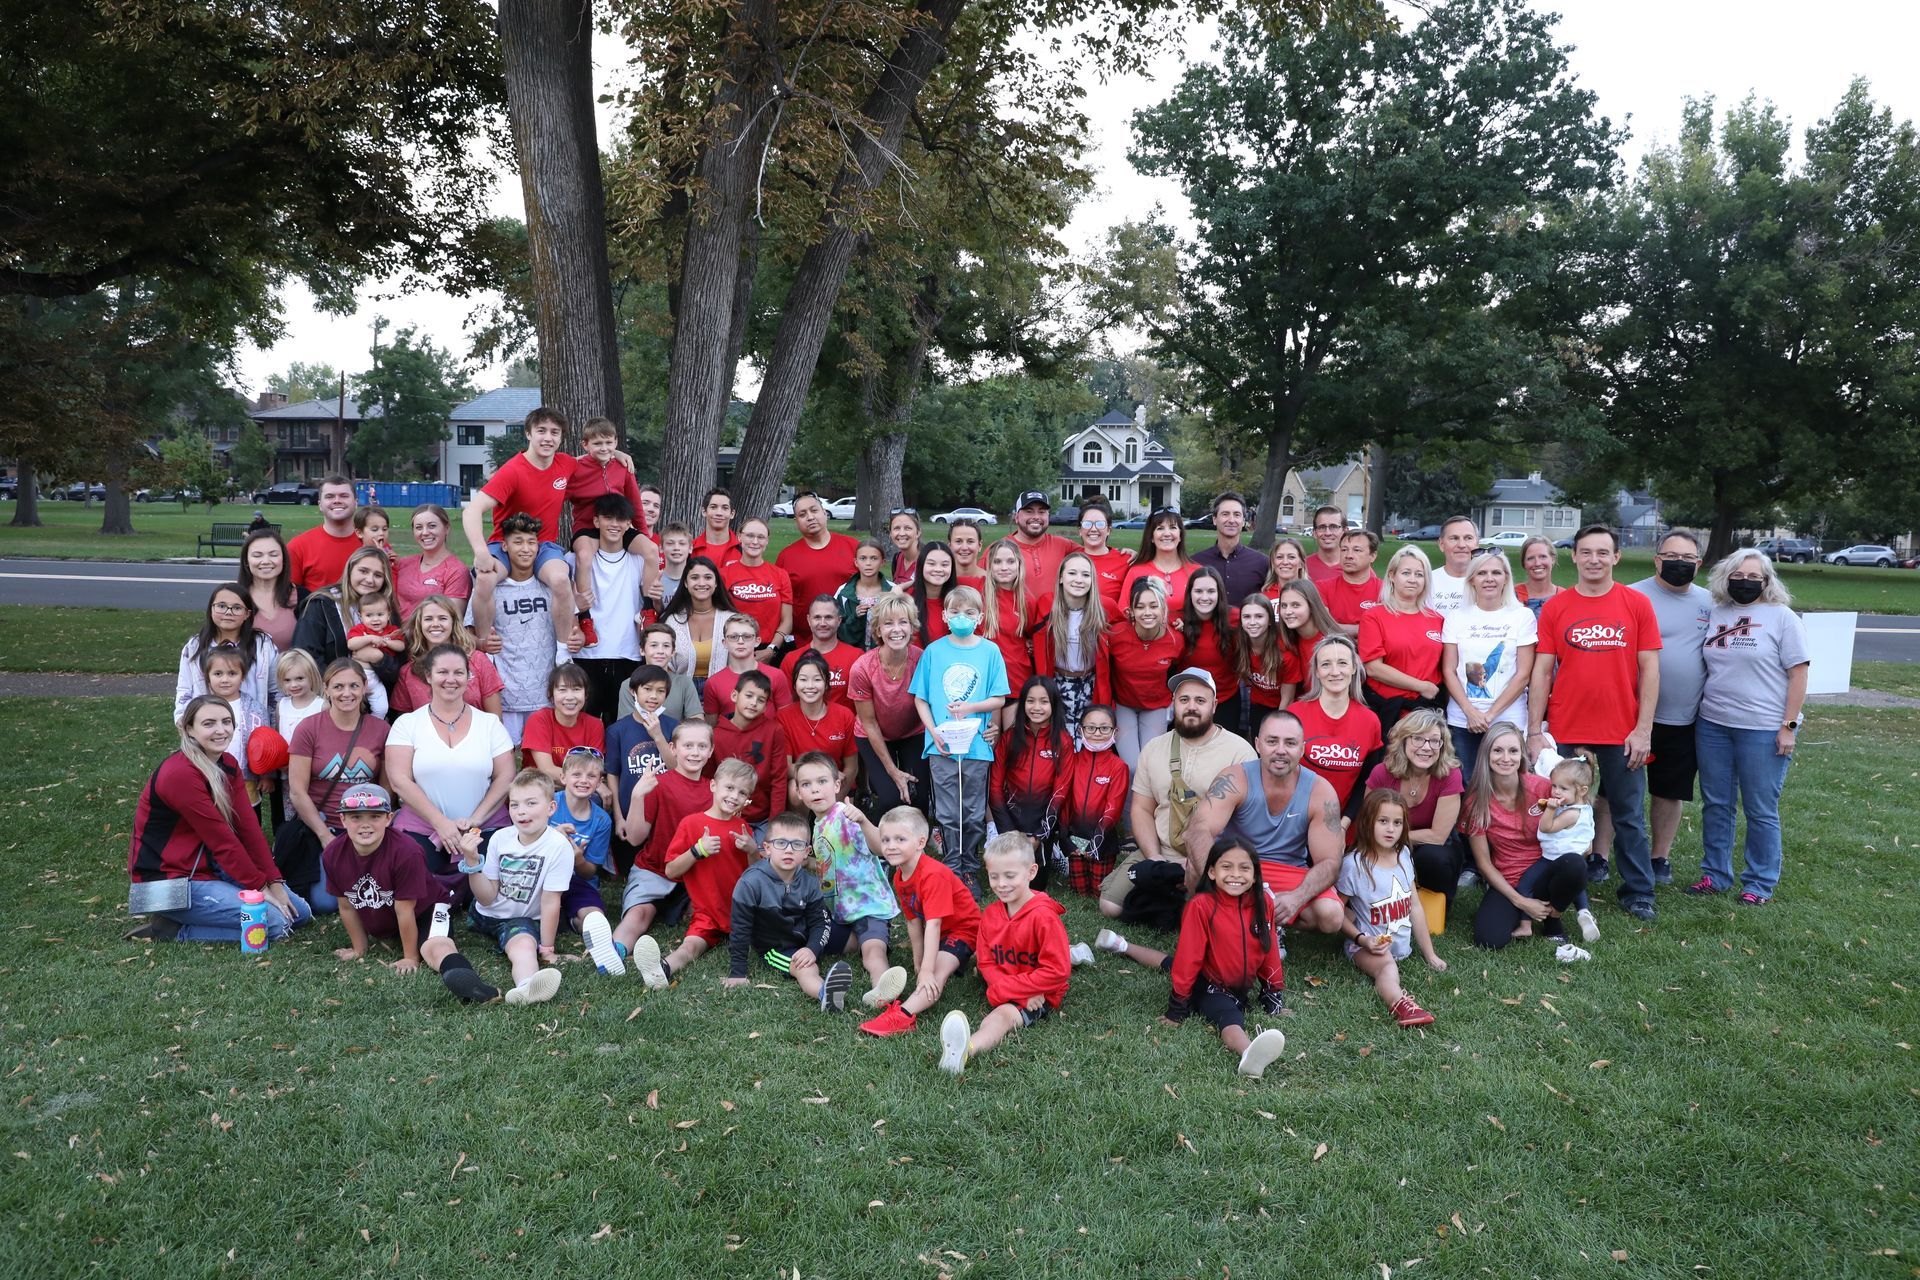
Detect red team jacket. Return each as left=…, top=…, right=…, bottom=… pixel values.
left=977, top=891, right=1072, bottom=1010
left=989, top=730, right=1070, bottom=829
left=1166, top=890, right=1285, bottom=999
left=1049, top=747, right=1130, bottom=835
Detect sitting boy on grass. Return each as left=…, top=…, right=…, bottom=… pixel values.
left=549, top=747, right=627, bottom=976
left=324, top=782, right=467, bottom=981
left=938, top=833, right=1072, bottom=1076
left=455, top=768, right=573, bottom=1005
left=858, top=806, right=981, bottom=1038
left=722, top=811, right=856, bottom=1011
left=632, top=758, right=757, bottom=990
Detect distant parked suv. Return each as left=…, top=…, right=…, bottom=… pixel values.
left=1825, top=544, right=1899, bottom=568
left=261, top=481, right=320, bottom=505
left=1753, top=538, right=1817, bottom=564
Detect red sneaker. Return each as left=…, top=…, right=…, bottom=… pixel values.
left=1392, top=995, right=1434, bottom=1028
left=577, top=612, right=600, bottom=648
left=858, top=1001, right=917, bottom=1037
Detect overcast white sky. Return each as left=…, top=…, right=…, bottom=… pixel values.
left=234, top=0, right=1920, bottom=400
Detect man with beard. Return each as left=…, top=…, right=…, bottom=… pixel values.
left=1629, top=529, right=1712, bottom=887
left=1096, top=669, right=1254, bottom=920
left=1008, top=490, right=1075, bottom=589
left=1181, top=708, right=1345, bottom=936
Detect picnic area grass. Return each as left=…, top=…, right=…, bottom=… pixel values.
left=2, top=694, right=1915, bottom=1277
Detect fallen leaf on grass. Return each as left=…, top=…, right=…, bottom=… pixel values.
left=1255, top=1109, right=1276, bottom=1120
left=626, top=1007, right=642, bottom=1023
left=590, top=1225, right=613, bottom=1241
left=1485, top=1115, right=1505, bottom=1131
left=801, top=1096, right=830, bottom=1105
left=674, top=1120, right=698, bottom=1129
left=720, top=1100, right=735, bottom=1112
left=1610, top=1250, right=1628, bottom=1262
left=1590, top=1060, right=1612, bottom=1070
left=450, top=1151, right=467, bottom=1181
left=1451, top=1212, right=1467, bottom=1234
left=1175, top=1132, right=1198, bottom=1154
left=1312, top=1142, right=1328, bottom=1161
left=867, top=1200, right=885, bottom=1208
left=645, top=1090, right=659, bottom=1110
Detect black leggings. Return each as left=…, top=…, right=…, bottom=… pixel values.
left=858, top=735, right=929, bottom=819
left=1409, top=836, right=1464, bottom=905
left=1472, top=856, right=1589, bottom=950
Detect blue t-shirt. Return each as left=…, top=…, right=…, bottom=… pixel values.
left=551, top=797, right=613, bottom=872
left=906, top=636, right=1008, bottom=763
left=605, top=713, right=678, bottom=811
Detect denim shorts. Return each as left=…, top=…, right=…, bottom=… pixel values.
left=488, top=539, right=569, bottom=576
left=466, top=909, right=540, bottom=952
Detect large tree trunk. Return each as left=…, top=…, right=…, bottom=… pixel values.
left=856, top=431, right=909, bottom=536
left=729, top=0, right=968, bottom=518
left=656, top=0, right=781, bottom=526
left=100, top=451, right=133, bottom=535
left=1364, top=440, right=1387, bottom=534
left=1707, top=476, right=1739, bottom=564
left=10, top=462, right=40, bottom=527
left=1251, top=416, right=1299, bottom=553
left=499, top=0, right=625, bottom=469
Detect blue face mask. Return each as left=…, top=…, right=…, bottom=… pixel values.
left=945, top=613, right=978, bottom=638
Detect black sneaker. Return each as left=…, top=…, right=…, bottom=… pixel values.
left=1651, top=858, right=1673, bottom=886
left=441, top=966, right=502, bottom=1004
left=123, top=917, right=182, bottom=942
left=819, top=960, right=854, bottom=1013
left=1586, top=856, right=1611, bottom=885
left=1622, top=899, right=1656, bottom=923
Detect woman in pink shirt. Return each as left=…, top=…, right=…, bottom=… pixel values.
left=1461, top=724, right=1588, bottom=950
left=848, top=592, right=926, bottom=816
left=392, top=503, right=473, bottom=621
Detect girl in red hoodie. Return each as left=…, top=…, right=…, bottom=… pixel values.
left=1090, top=837, right=1288, bottom=1078
left=990, top=676, right=1070, bottom=889
left=938, top=834, right=1071, bottom=1075
left=1048, top=704, right=1130, bottom=896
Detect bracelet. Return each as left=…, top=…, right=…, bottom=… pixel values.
left=456, top=859, right=484, bottom=875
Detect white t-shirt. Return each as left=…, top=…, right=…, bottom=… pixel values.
left=1441, top=603, right=1538, bottom=730
left=474, top=825, right=575, bottom=920
left=1424, top=566, right=1472, bottom=616
left=569, top=549, right=644, bottom=661
left=389, top=707, right=514, bottom=827
left=276, top=695, right=325, bottom=742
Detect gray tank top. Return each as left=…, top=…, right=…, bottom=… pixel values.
left=1231, top=760, right=1322, bottom=868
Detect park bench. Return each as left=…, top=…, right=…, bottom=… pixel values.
left=198, top=522, right=279, bottom=557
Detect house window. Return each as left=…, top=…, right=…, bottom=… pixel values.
left=1126, top=439, right=1138, bottom=465
left=283, top=424, right=309, bottom=449
left=1281, top=495, right=1296, bottom=520
left=1544, top=507, right=1576, bottom=529
left=1106, top=483, right=1121, bottom=501
left=459, top=464, right=484, bottom=494
left=456, top=423, right=485, bottom=447
left=1082, top=442, right=1102, bottom=466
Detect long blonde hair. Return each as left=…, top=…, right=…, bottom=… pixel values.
left=979, top=539, right=1029, bottom=640
left=1046, top=551, right=1108, bottom=675
left=1464, top=723, right=1528, bottom=833
left=177, top=694, right=238, bottom=824
left=1379, top=544, right=1432, bottom=611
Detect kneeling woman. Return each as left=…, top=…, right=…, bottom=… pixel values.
left=126, top=695, right=312, bottom=943
left=1461, top=724, right=1588, bottom=950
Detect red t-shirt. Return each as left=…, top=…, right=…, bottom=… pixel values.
left=1245, top=649, right=1283, bottom=708
left=665, top=810, right=751, bottom=928
left=1080, top=545, right=1131, bottom=609
left=287, top=526, right=360, bottom=593
left=1357, top=606, right=1445, bottom=701
left=390, top=649, right=506, bottom=714
left=482, top=452, right=570, bottom=542
left=1182, top=617, right=1240, bottom=699
left=777, top=701, right=858, bottom=764
left=780, top=641, right=858, bottom=709
left=519, top=708, right=606, bottom=770
left=691, top=530, right=743, bottom=569
left=565, top=454, right=641, bottom=537
left=707, top=715, right=788, bottom=822
left=776, top=534, right=860, bottom=612
left=892, top=853, right=981, bottom=947
left=848, top=644, right=924, bottom=740
left=1121, top=561, right=1197, bottom=613
left=701, top=664, right=795, bottom=720
left=722, top=560, right=793, bottom=641
left=1535, top=584, right=1662, bottom=743
left=1462, top=772, right=1553, bottom=883
left=1105, top=622, right=1183, bottom=710
left=638, top=770, right=713, bottom=874
left=1011, top=533, right=1076, bottom=592
left=1289, top=697, right=1383, bottom=807
left=1279, top=633, right=1323, bottom=689
left=1305, top=552, right=1343, bottom=584
left=987, top=590, right=1048, bottom=694
left=392, top=553, right=473, bottom=620
left=1320, top=574, right=1382, bottom=628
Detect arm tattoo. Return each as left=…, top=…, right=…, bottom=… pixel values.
left=1206, top=773, right=1236, bottom=801
left=1320, top=798, right=1342, bottom=835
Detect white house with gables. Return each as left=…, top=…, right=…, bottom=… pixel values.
left=1476, top=471, right=1582, bottom=540
left=1057, top=408, right=1182, bottom=515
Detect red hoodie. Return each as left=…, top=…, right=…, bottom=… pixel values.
left=977, top=891, right=1071, bottom=1009
left=707, top=714, right=789, bottom=823
left=1167, top=889, right=1284, bottom=999
left=1049, top=746, right=1130, bottom=834
left=989, top=727, right=1069, bottom=830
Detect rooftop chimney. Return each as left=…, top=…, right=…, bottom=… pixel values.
left=257, top=391, right=289, bottom=410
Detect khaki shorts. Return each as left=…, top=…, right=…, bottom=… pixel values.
left=1099, top=850, right=1186, bottom=907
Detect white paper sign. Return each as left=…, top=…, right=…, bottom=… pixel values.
left=934, top=719, right=980, bottom=755
left=1802, top=611, right=1855, bottom=695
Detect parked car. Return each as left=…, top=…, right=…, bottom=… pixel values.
left=1825, top=544, right=1899, bottom=568
left=771, top=499, right=795, bottom=518
left=1554, top=536, right=1577, bottom=549
left=1115, top=514, right=1149, bottom=529
left=50, top=482, right=106, bottom=501
left=1404, top=524, right=1445, bottom=541
left=1049, top=504, right=1080, bottom=527
left=821, top=496, right=859, bottom=521
left=0, top=477, right=17, bottom=499
left=929, top=506, right=998, bottom=525
left=1753, top=537, right=1818, bottom=564
left=1484, top=530, right=1530, bottom=548
left=262, top=481, right=320, bottom=505
left=1183, top=514, right=1215, bottom=530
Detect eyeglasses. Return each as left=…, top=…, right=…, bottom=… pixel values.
left=763, top=837, right=809, bottom=853
left=1081, top=723, right=1115, bottom=736
left=1080, top=520, right=1108, bottom=531
left=1656, top=552, right=1703, bottom=564
left=564, top=746, right=604, bottom=760
left=1410, top=736, right=1445, bottom=748
left=211, top=601, right=250, bottom=614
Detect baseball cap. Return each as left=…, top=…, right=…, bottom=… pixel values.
left=1166, top=667, right=1216, bottom=694
left=339, top=783, right=393, bottom=814
left=1017, top=490, right=1052, bottom=509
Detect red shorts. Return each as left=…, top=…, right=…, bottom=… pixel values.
left=685, top=911, right=730, bottom=947
left=1260, top=861, right=1340, bottom=923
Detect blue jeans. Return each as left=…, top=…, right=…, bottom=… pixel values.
left=307, top=865, right=338, bottom=915
left=1450, top=726, right=1482, bottom=783
left=1562, top=740, right=1653, bottom=908
left=1695, top=718, right=1792, bottom=897
left=167, top=878, right=313, bottom=943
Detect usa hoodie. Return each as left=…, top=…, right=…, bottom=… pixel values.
left=977, top=890, right=1071, bottom=1010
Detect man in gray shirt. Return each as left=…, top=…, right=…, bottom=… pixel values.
left=1630, top=530, right=1713, bottom=884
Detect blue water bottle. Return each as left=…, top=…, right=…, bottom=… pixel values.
left=239, top=890, right=270, bottom=954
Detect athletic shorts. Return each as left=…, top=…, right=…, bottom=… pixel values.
left=1158, top=958, right=1249, bottom=1031
left=939, top=937, right=976, bottom=974
left=1645, top=721, right=1699, bottom=802
left=558, top=874, right=604, bottom=929
left=824, top=915, right=891, bottom=953
left=1259, top=861, right=1340, bottom=923
left=1013, top=1003, right=1053, bottom=1028
left=488, top=538, right=569, bottom=576
left=466, top=909, right=540, bottom=952
left=621, top=868, right=679, bottom=913
left=685, top=910, right=729, bottom=947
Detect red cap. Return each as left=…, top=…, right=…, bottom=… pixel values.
left=247, top=726, right=290, bottom=775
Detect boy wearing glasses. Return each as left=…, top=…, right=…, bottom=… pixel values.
left=1306, top=506, right=1346, bottom=584
left=722, top=811, right=857, bottom=1011
left=1075, top=498, right=1129, bottom=609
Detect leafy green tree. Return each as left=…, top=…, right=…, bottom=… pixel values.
left=229, top=420, right=275, bottom=495
left=1103, top=0, right=1617, bottom=546
left=268, top=363, right=342, bottom=405
left=157, top=430, right=233, bottom=509
left=348, top=329, right=475, bottom=479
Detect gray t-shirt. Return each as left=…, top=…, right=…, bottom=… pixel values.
left=468, top=576, right=557, bottom=713
left=1336, top=848, right=1416, bottom=960
left=1630, top=577, right=1712, bottom=725
left=1699, top=603, right=1810, bottom=731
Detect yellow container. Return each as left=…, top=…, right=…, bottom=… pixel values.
left=1418, top=886, right=1447, bottom=936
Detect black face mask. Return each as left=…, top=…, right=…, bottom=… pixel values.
left=1727, top=578, right=1765, bottom=604
left=1658, top=559, right=1697, bottom=587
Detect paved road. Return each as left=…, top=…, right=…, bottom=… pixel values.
left=9, top=557, right=1920, bottom=664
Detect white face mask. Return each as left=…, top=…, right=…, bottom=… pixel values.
left=1081, top=735, right=1116, bottom=752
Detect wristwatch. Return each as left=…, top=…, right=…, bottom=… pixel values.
left=1781, top=716, right=1803, bottom=731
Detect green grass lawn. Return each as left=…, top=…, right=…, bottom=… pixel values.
left=2, top=695, right=1915, bottom=1276
left=0, top=607, right=197, bottom=674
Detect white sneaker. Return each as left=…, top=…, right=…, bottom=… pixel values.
left=1093, top=928, right=1127, bottom=955
left=505, top=967, right=563, bottom=1004
left=1237, top=1028, right=1288, bottom=1078
left=1068, top=943, right=1096, bottom=967
left=937, top=1010, right=971, bottom=1075
left=428, top=902, right=451, bottom=940
left=1576, top=908, right=1600, bottom=943
left=632, top=935, right=668, bottom=990
left=865, top=965, right=908, bottom=1008
left=1555, top=943, right=1591, bottom=964
left=581, top=911, right=624, bottom=976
